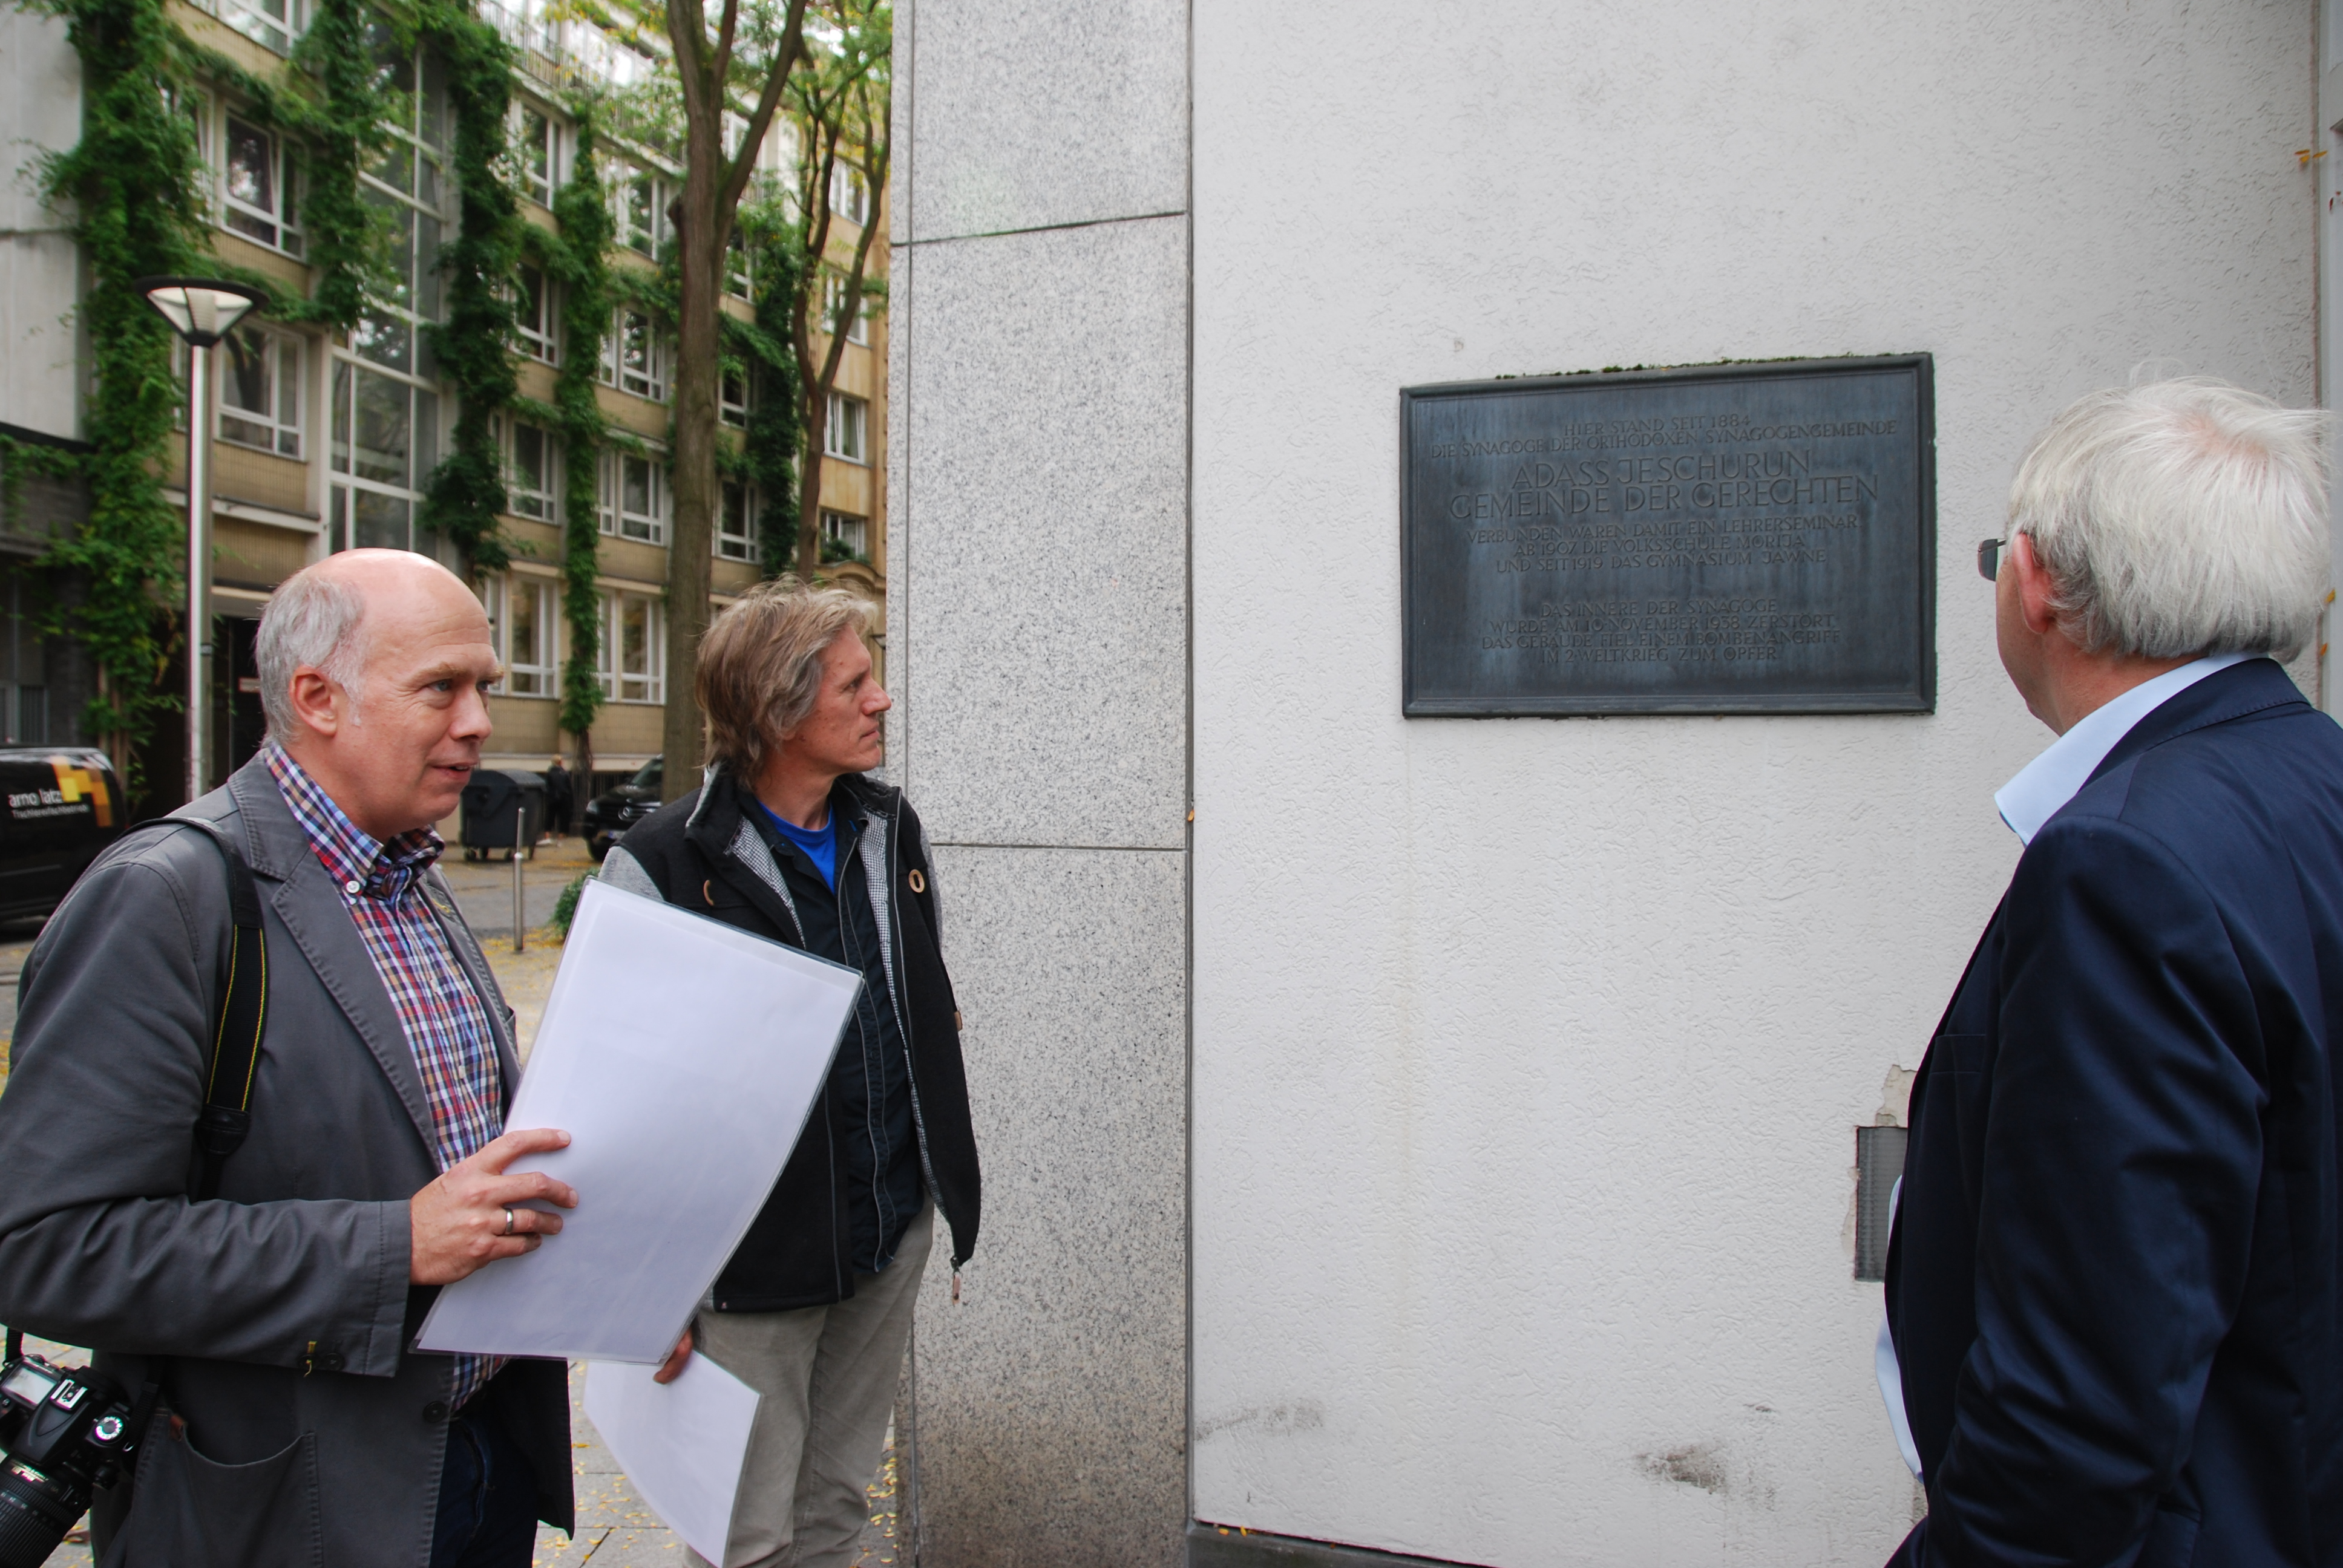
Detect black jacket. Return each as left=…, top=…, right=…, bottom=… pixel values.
left=600, top=766, right=979, bottom=1310
left=1886, top=659, right=2343, bottom=1567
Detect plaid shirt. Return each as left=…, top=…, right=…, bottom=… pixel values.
left=264, top=743, right=507, bottom=1407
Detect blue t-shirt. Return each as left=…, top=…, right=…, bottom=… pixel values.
left=754, top=800, right=841, bottom=888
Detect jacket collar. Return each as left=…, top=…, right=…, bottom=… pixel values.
left=684, top=761, right=899, bottom=855
left=2088, top=655, right=2308, bottom=785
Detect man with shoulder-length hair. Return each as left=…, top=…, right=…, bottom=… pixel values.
left=0, top=549, right=580, bottom=1567
left=1884, top=379, right=2343, bottom=1564
left=600, top=577, right=979, bottom=1568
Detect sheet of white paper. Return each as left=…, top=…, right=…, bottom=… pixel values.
left=585, top=1355, right=760, bottom=1565
left=416, top=879, right=860, bottom=1361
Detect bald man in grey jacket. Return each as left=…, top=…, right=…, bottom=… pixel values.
left=0, top=551, right=579, bottom=1567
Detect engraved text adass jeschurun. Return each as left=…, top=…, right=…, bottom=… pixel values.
left=1402, top=358, right=1934, bottom=716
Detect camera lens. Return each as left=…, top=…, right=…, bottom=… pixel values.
left=0, top=1459, right=84, bottom=1568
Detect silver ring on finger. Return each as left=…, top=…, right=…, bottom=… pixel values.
left=502, top=1206, right=516, bottom=1236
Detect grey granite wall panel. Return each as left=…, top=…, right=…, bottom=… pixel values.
left=905, top=0, right=1188, bottom=242
left=911, top=844, right=1188, bottom=1567
left=896, top=215, right=1188, bottom=849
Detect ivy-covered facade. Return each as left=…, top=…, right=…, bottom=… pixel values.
left=0, top=0, right=889, bottom=811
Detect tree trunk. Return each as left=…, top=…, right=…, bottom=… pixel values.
left=662, top=122, right=724, bottom=799
left=797, top=399, right=826, bottom=577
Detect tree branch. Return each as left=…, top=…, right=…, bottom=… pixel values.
left=717, top=0, right=811, bottom=220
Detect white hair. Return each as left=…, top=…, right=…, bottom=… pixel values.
left=2010, top=378, right=2332, bottom=660
left=256, top=566, right=370, bottom=740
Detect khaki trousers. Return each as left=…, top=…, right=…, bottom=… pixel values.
left=685, top=1206, right=931, bottom=1568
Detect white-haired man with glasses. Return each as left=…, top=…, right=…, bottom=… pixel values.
left=1883, top=381, right=2343, bottom=1564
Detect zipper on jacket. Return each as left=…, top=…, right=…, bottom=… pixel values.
left=876, top=806, right=951, bottom=1261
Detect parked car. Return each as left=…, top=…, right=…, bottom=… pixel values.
left=582, top=756, right=663, bottom=861
left=0, top=749, right=124, bottom=923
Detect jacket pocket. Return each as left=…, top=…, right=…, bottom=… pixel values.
left=1928, top=1033, right=1987, bottom=1075
left=113, top=1411, right=323, bottom=1568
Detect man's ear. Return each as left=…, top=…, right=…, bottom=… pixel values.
left=286, top=666, right=346, bottom=740
left=2008, top=532, right=2063, bottom=639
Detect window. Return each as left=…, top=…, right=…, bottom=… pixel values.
left=718, top=482, right=757, bottom=561
left=514, top=263, right=557, bottom=363
left=825, top=392, right=867, bottom=463
left=515, top=106, right=556, bottom=207
left=612, top=163, right=668, bottom=256
left=329, top=357, right=439, bottom=552
left=726, top=228, right=753, bottom=301
left=601, top=309, right=667, bottom=401
left=0, top=568, right=48, bottom=746
left=822, top=272, right=868, bottom=345
left=506, top=419, right=559, bottom=521
left=219, top=0, right=304, bottom=54
left=344, top=33, right=450, bottom=381
left=820, top=509, right=867, bottom=563
left=219, top=325, right=304, bottom=459
left=481, top=573, right=558, bottom=697
left=221, top=115, right=303, bottom=256
left=597, top=449, right=669, bottom=544
left=719, top=364, right=749, bottom=429
left=829, top=160, right=870, bottom=226
left=599, top=590, right=664, bottom=702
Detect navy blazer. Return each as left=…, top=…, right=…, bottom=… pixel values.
left=1886, top=658, right=2343, bottom=1567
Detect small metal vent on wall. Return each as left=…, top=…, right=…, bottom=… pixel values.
left=1855, top=1124, right=1909, bottom=1282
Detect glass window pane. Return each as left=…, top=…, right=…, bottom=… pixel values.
left=226, top=119, right=274, bottom=213
left=353, top=307, right=411, bottom=373
left=352, top=489, right=410, bottom=550
left=415, top=212, right=443, bottom=321
left=623, top=456, right=649, bottom=517
left=621, top=598, right=647, bottom=674
left=353, top=369, right=410, bottom=485
left=514, top=425, right=545, bottom=492
left=222, top=328, right=272, bottom=417
left=331, top=359, right=352, bottom=472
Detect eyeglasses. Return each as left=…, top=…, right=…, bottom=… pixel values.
left=1977, top=538, right=2005, bottom=582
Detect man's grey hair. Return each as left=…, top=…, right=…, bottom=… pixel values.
left=255, top=566, right=371, bottom=740
left=2010, top=378, right=2332, bottom=661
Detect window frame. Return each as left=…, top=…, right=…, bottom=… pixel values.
left=718, top=481, right=758, bottom=561
left=828, top=159, right=870, bottom=226
left=514, top=103, right=557, bottom=207
left=505, top=417, right=560, bottom=523
left=822, top=271, right=869, bottom=346
left=598, top=589, right=666, bottom=704
left=601, top=308, right=669, bottom=402
left=597, top=448, right=670, bottom=545
left=481, top=572, right=559, bottom=697
left=820, top=508, right=867, bottom=563
left=513, top=262, right=559, bottom=364
left=824, top=391, right=867, bottom=463
left=219, top=110, right=304, bottom=258
left=217, top=324, right=306, bottom=460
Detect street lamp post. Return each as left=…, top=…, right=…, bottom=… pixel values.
left=136, top=277, right=268, bottom=806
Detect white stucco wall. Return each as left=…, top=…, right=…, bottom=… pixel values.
left=0, top=8, right=84, bottom=443
left=1189, top=4, right=2315, bottom=1565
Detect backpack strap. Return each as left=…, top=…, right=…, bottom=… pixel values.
left=121, top=818, right=269, bottom=1201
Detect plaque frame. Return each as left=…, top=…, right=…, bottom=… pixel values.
left=1400, top=355, right=1936, bottom=718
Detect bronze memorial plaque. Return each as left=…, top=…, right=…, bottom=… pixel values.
left=1401, top=356, right=1934, bottom=716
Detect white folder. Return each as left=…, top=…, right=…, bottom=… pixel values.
left=416, top=878, right=860, bottom=1362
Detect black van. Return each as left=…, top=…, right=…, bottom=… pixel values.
left=0, top=749, right=123, bottom=923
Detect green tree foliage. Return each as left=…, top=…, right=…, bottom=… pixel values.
left=539, top=103, right=616, bottom=757
left=23, top=0, right=214, bottom=783
left=418, top=1, right=522, bottom=573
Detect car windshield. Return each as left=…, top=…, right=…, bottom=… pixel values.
left=629, top=759, right=663, bottom=791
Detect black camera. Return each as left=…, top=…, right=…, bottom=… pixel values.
left=0, top=1331, right=139, bottom=1568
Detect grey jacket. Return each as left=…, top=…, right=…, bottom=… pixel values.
left=0, top=759, right=573, bottom=1567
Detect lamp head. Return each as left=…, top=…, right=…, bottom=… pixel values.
left=133, top=277, right=269, bottom=348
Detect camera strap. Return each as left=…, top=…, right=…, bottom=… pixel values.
left=124, top=818, right=269, bottom=1202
